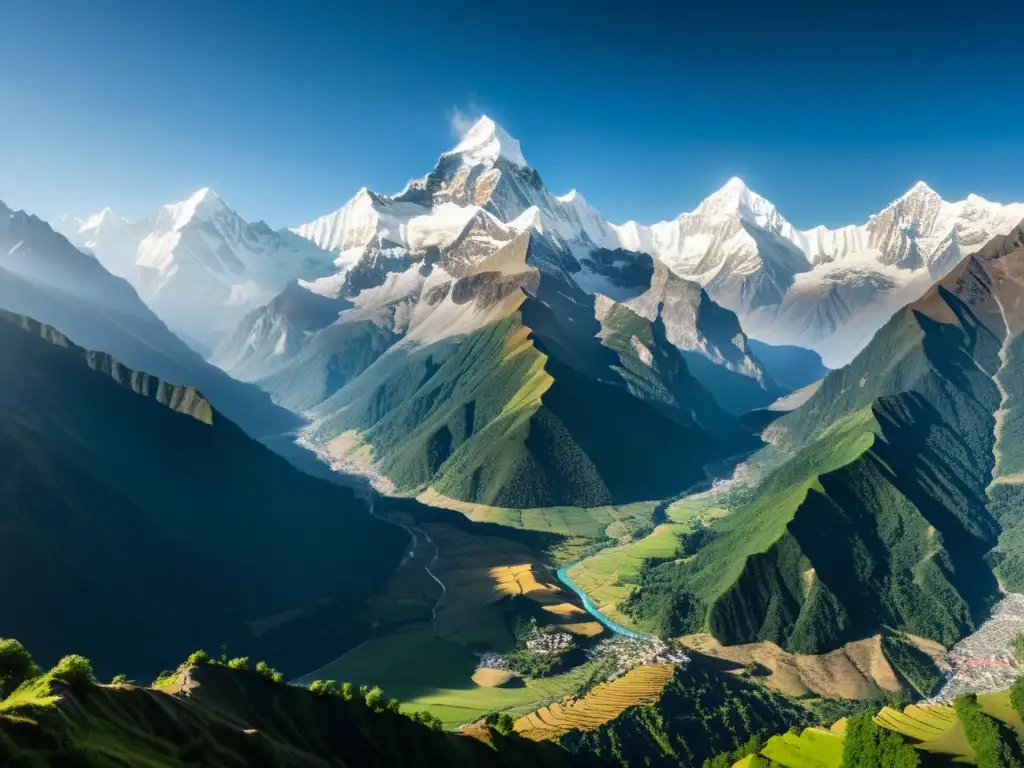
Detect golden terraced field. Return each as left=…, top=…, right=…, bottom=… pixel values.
left=514, top=663, right=676, bottom=740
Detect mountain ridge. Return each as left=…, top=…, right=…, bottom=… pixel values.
left=0, top=306, right=405, bottom=678
left=1, top=200, right=298, bottom=437
left=619, top=218, right=1024, bottom=656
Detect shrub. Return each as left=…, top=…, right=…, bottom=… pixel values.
left=340, top=681, right=358, bottom=701
left=484, top=711, right=516, bottom=736
left=309, top=680, right=337, bottom=696
left=0, top=639, right=40, bottom=699
left=152, top=669, right=178, bottom=688
left=50, top=655, right=96, bottom=689
left=226, top=657, right=249, bottom=670
left=185, top=650, right=211, bottom=668
left=842, top=710, right=919, bottom=767
left=411, top=710, right=443, bottom=731
left=255, top=661, right=283, bottom=683
left=954, top=693, right=1019, bottom=768
left=364, top=685, right=385, bottom=712
left=1010, top=677, right=1024, bottom=720
left=386, top=698, right=401, bottom=714
left=110, top=674, right=128, bottom=686
left=702, top=733, right=766, bottom=768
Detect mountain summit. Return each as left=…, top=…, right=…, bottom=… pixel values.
left=614, top=178, right=1024, bottom=366
left=444, top=115, right=529, bottom=168
left=59, top=189, right=337, bottom=347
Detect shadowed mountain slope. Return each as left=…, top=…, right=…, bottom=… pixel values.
left=0, top=310, right=404, bottom=680
left=623, top=221, right=1024, bottom=654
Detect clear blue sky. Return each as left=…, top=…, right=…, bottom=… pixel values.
left=1, top=0, right=1020, bottom=230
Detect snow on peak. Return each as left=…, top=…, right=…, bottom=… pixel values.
left=557, top=189, right=584, bottom=205
left=896, top=180, right=939, bottom=202
left=446, top=115, right=529, bottom=168
left=163, top=187, right=229, bottom=230
left=694, top=177, right=791, bottom=233
left=80, top=206, right=123, bottom=230
left=509, top=206, right=544, bottom=234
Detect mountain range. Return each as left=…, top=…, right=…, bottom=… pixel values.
left=9, top=113, right=1024, bottom=768
left=625, top=220, right=1024, bottom=657
left=57, top=188, right=337, bottom=351
left=616, top=178, right=1024, bottom=367
left=0, top=201, right=299, bottom=437
left=64, top=118, right=1023, bottom=375
left=209, top=118, right=796, bottom=508
left=60, top=116, right=1024, bottom=510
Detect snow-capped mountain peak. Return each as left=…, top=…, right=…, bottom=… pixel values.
left=693, top=177, right=793, bottom=235
left=444, top=115, right=528, bottom=168
left=60, top=187, right=336, bottom=348
left=556, top=189, right=584, bottom=205
left=160, top=187, right=229, bottom=230
left=80, top=206, right=123, bottom=229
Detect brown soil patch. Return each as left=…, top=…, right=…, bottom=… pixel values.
left=681, top=633, right=901, bottom=699
left=472, top=668, right=514, bottom=687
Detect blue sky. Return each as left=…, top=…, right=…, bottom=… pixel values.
left=1, top=0, right=1020, bottom=230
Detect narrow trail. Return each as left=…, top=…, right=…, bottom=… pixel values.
left=364, top=494, right=446, bottom=624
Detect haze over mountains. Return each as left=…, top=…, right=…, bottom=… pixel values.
left=57, top=188, right=337, bottom=351
left=52, top=115, right=1024, bottom=512
left=64, top=119, right=1024, bottom=373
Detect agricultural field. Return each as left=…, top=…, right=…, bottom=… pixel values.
left=514, top=663, right=677, bottom=740
left=425, top=522, right=604, bottom=641
left=417, top=490, right=659, bottom=542
left=760, top=727, right=845, bottom=768
left=873, top=703, right=958, bottom=744
left=564, top=524, right=682, bottom=628
left=293, top=519, right=607, bottom=729
left=296, top=623, right=595, bottom=728
left=748, top=689, right=1024, bottom=767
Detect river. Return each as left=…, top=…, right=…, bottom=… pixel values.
left=556, top=564, right=653, bottom=641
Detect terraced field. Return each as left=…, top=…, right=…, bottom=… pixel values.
left=514, top=663, right=676, bottom=740
left=874, top=703, right=958, bottom=743
left=760, top=728, right=845, bottom=767
left=880, top=690, right=1024, bottom=762
left=745, top=690, right=1024, bottom=767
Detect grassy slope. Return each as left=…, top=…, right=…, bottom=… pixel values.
left=0, top=311, right=406, bottom=680
left=747, top=688, right=1024, bottom=768
left=557, top=662, right=812, bottom=767
left=0, top=664, right=603, bottom=767
left=621, top=271, right=1006, bottom=652
left=315, top=300, right=748, bottom=509
left=989, top=332, right=1024, bottom=589
left=289, top=623, right=599, bottom=729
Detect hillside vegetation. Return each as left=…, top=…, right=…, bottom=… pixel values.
left=555, top=662, right=812, bottom=767
left=620, top=226, right=1024, bottom=654
left=0, top=642, right=605, bottom=767
left=0, top=310, right=405, bottom=680
left=720, top=681, right=1024, bottom=767
left=310, top=233, right=755, bottom=509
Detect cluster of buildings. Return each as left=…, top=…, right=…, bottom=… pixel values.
left=927, top=593, right=1024, bottom=702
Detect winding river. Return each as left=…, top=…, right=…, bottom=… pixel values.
left=556, top=565, right=653, bottom=641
